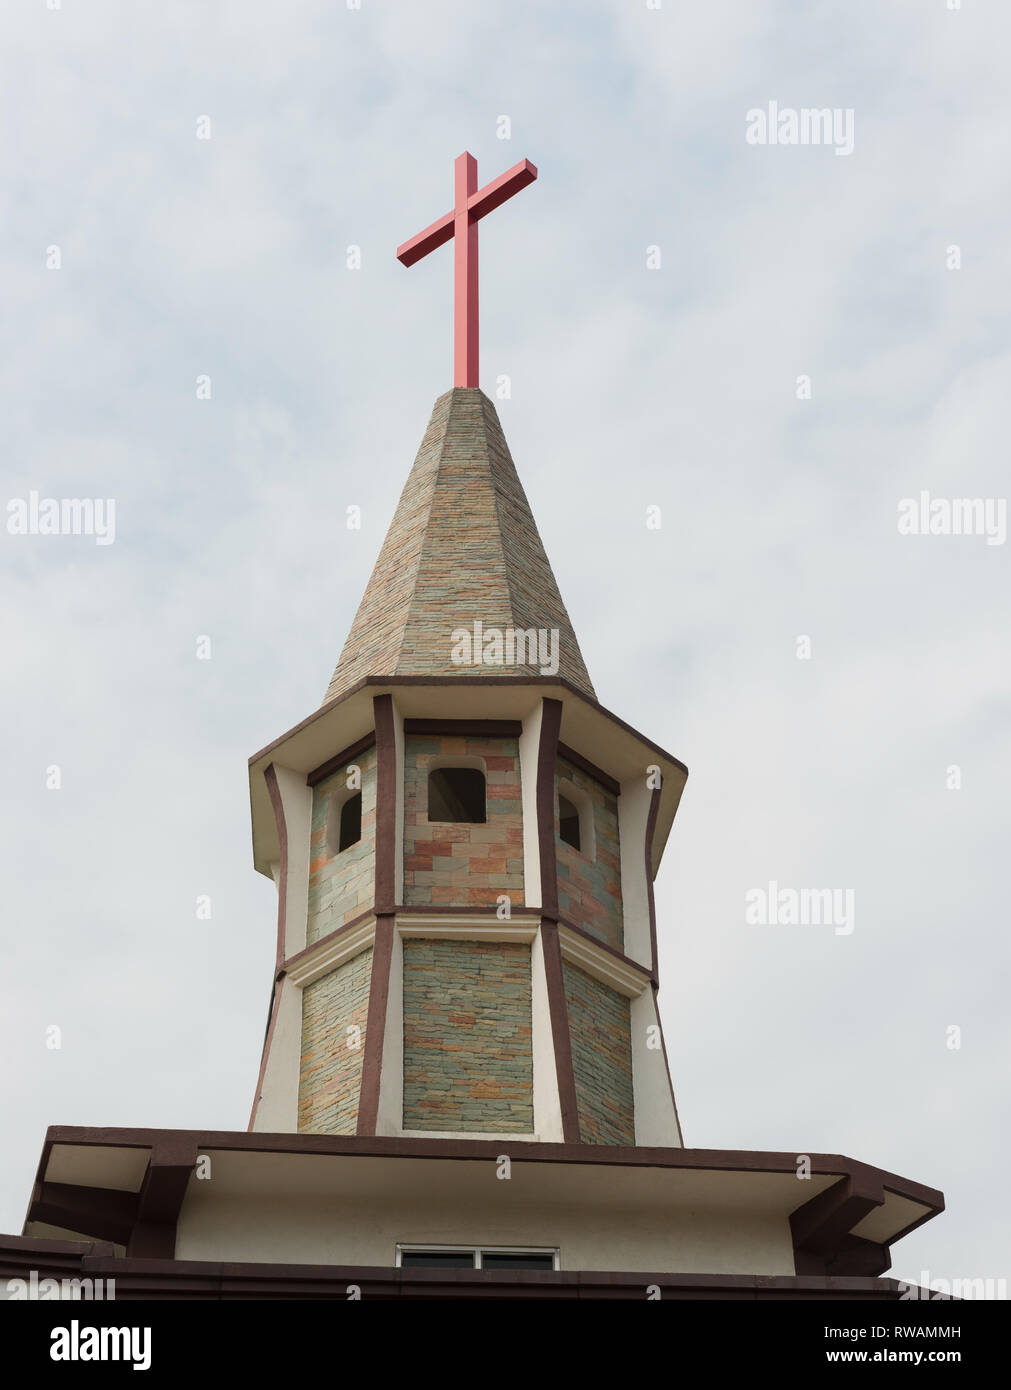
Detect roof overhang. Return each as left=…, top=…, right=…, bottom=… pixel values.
left=246, top=676, right=689, bottom=878
left=22, top=1127, right=943, bottom=1277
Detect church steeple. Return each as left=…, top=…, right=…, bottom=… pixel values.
left=246, top=151, right=690, bottom=1147
left=324, top=386, right=595, bottom=705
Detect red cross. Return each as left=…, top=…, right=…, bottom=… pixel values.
left=396, top=151, right=538, bottom=389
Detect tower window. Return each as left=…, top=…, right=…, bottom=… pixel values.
left=338, top=792, right=362, bottom=852
left=428, top=767, right=486, bottom=823
left=558, top=794, right=581, bottom=851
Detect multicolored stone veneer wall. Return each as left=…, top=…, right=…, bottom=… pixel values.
left=563, top=959, right=635, bottom=1144
left=298, top=947, right=373, bottom=1134
left=307, top=744, right=377, bottom=947
left=403, top=734, right=524, bottom=908
left=402, top=939, right=533, bottom=1133
left=555, top=754, right=623, bottom=950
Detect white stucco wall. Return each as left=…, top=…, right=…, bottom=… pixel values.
left=175, top=1188, right=794, bottom=1275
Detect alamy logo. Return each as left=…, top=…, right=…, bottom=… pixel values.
left=49, top=1319, right=151, bottom=1371
left=745, top=881, right=855, bottom=936
left=6, top=1272, right=115, bottom=1300
left=899, top=1272, right=1007, bottom=1300
left=451, top=620, right=559, bottom=677
left=897, top=491, right=1006, bottom=545
left=6, top=491, right=116, bottom=545
left=746, top=102, right=855, bottom=156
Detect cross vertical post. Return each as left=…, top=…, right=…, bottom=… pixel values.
left=454, top=153, right=479, bottom=390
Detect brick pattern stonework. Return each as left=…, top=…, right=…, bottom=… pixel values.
left=403, top=734, right=524, bottom=908
left=306, top=744, right=377, bottom=946
left=298, top=947, right=373, bottom=1134
left=555, top=754, right=623, bottom=950
left=402, top=939, right=533, bottom=1133
left=323, top=388, right=594, bottom=704
left=563, top=959, right=635, bottom=1145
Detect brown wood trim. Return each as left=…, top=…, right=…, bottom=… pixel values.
left=356, top=915, right=395, bottom=1136
left=373, top=694, right=398, bottom=913
left=0, top=1240, right=930, bottom=1300
left=541, top=919, right=580, bottom=1143
left=28, top=1182, right=139, bottom=1247
left=557, top=742, right=620, bottom=796
left=247, top=978, right=283, bottom=1132
left=249, top=675, right=689, bottom=781
left=128, top=1137, right=199, bottom=1259
left=306, top=733, right=376, bottom=788
left=536, top=698, right=562, bottom=920
left=790, top=1172, right=885, bottom=1278
left=645, top=784, right=661, bottom=978
left=263, top=764, right=288, bottom=973
left=403, top=719, right=522, bottom=737
left=392, top=904, right=538, bottom=917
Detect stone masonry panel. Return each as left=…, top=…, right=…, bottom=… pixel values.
left=298, top=946, right=373, bottom=1134
left=555, top=754, right=623, bottom=949
left=563, top=959, right=635, bottom=1145
left=403, top=735, right=524, bottom=908
left=402, top=938, right=533, bottom=1133
left=307, top=743, right=377, bottom=946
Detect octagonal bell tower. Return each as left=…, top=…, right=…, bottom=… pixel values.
left=247, top=385, right=688, bottom=1147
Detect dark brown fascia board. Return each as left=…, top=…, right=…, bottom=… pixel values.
left=556, top=742, right=621, bottom=796
left=306, top=733, right=377, bottom=788
left=247, top=675, right=689, bottom=781
left=403, top=719, right=523, bottom=737
left=36, top=1126, right=945, bottom=1217
left=0, top=1240, right=932, bottom=1301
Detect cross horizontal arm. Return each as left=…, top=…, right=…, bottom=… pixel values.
left=396, top=210, right=455, bottom=267
left=468, top=158, right=538, bottom=222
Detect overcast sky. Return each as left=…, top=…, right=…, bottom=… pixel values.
left=2, top=0, right=1008, bottom=1290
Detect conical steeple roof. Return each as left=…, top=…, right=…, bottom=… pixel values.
left=323, top=388, right=594, bottom=704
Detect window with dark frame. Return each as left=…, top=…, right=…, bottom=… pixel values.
left=398, top=1247, right=556, bottom=1271
left=338, top=792, right=362, bottom=852
left=558, top=793, right=581, bottom=851
left=427, top=766, right=486, bottom=823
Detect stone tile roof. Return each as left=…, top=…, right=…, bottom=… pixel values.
left=323, top=388, right=595, bottom=704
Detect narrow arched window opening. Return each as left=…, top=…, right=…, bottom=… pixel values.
left=428, top=767, right=486, bottom=823
left=338, top=792, right=362, bottom=851
left=558, top=793, right=581, bottom=851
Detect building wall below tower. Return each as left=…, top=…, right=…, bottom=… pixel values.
left=298, top=947, right=373, bottom=1134
left=403, top=735, right=524, bottom=908
left=307, top=745, right=377, bottom=945
left=402, top=938, right=533, bottom=1133
left=563, top=960, right=635, bottom=1144
left=555, top=754, right=622, bottom=949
